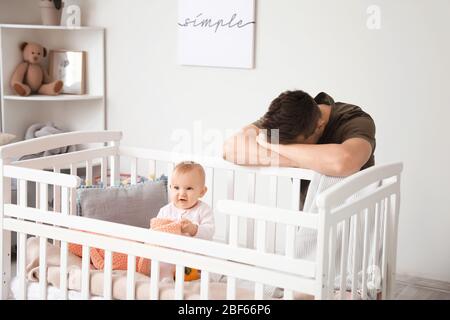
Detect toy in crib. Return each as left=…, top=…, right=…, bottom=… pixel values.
left=68, top=217, right=201, bottom=281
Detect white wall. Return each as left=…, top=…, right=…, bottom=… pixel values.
left=5, top=0, right=450, bottom=282
left=0, top=0, right=41, bottom=24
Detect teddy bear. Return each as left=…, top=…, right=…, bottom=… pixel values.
left=10, top=42, right=63, bottom=96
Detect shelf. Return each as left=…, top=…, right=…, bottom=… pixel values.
left=0, top=24, right=104, bottom=31
left=4, top=94, right=103, bottom=102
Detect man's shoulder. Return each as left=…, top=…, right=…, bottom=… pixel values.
left=334, top=101, right=372, bottom=117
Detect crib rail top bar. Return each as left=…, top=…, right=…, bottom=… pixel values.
left=3, top=204, right=316, bottom=278
left=12, top=146, right=118, bottom=170
left=3, top=165, right=81, bottom=188
left=0, top=131, right=122, bottom=160
left=120, top=146, right=316, bottom=179
left=217, top=200, right=319, bottom=229
left=316, top=162, right=403, bottom=209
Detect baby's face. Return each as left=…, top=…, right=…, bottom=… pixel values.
left=170, top=170, right=207, bottom=210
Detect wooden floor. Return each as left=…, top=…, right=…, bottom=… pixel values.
left=394, top=274, right=450, bottom=300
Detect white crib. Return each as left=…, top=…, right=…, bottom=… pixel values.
left=0, top=131, right=402, bottom=300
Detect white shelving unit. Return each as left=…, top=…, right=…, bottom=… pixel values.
left=0, top=24, right=105, bottom=142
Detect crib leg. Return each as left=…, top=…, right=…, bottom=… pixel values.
left=1, top=230, right=11, bottom=300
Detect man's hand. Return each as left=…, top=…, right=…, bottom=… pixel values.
left=256, top=132, right=271, bottom=150
left=223, top=125, right=294, bottom=167
left=180, top=219, right=198, bottom=237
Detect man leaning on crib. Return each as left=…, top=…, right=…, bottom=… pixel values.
left=223, top=90, right=376, bottom=177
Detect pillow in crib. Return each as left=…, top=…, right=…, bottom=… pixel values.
left=77, top=178, right=168, bottom=228
left=0, top=133, right=16, bottom=146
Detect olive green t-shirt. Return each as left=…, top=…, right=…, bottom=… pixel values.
left=254, top=91, right=376, bottom=170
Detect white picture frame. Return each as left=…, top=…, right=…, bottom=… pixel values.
left=49, top=50, right=86, bottom=94
left=178, top=0, right=256, bottom=69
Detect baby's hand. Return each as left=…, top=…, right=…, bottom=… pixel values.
left=180, top=219, right=198, bottom=237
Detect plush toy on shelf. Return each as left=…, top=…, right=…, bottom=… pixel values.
left=10, top=42, right=63, bottom=96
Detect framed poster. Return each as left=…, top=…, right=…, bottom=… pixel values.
left=178, top=0, right=256, bottom=69
left=49, top=50, right=86, bottom=94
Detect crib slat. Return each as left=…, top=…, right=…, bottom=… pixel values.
left=371, top=201, right=381, bottom=298
left=53, top=167, right=61, bottom=246
left=126, top=254, right=136, bottom=300
left=35, top=180, right=40, bottom=210
left=17, top=180, right=27, bottom=277
left=81, top=245, right=90, bottom=300
left=361, top=208, right=372, bottom=299
left=59, top=241, right=68, bottom=300
left=18, top=227, right=27, bottom=300
left=175, top=265, right=184, bottom=300
left=266, top=176, right=278, bottom=253
left=103, top=250, right=113, bottom=300
left=328, top=224, right=337, bottom=299
left=70, top=163, right=76, bottom=176
left=256, top=220, right=266, bottom=253
left=254, top=283, right=264, bottom=299
left=110, top=141, right=120, bottom=187
left=226, top=277, right=236, bottom=300
left=18, top=179, right=27, bottom=300
left=255, top=218, right=266, bottom=300
left=285, top=225, right=295, bottom=257
left=200, top=270, right=210, bottom=300
left=381, top=197, right=390, bottom=299
left=53, top=167, right=61, bottom=212
left=59, top=187, right=69, bottom=299
left=40, top=183, right=48, bottom=211
left=246, top=173, right=256, bottom=249
left=225, top=170, right=235, bottom=244
left=291, top=178, right=301, bottom=211
left=150, top=260, right=160, bottom=300
left=229, top=216, right=239, bottom=247
left=39, top=183, right=48, bottom=300
left=130, top=157, right=138, bottom=185
left=284, top=224, right=296, bottom=300
left=351, top=214, right=360, bottom=300
left=86, top=160, right=93, bottom=186
left=39, top=236, right=48, bottom=299
left=339, top=219, right=350, bottom=299
left=69, top=165, right=78, bottom=216
left=287, top=178, right=299, bottom=300
left=101, top=157, right=107, bottom=186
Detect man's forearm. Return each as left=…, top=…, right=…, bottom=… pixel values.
left=274, top=143, right=352, bottom=176
left=223, top=131, right=296, bottom=167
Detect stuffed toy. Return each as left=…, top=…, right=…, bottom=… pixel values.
left=10, top=42, right=63, bottom=96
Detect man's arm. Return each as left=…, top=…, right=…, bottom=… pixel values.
left=257, top=136, right=372, bottom=176
left=223, top=124, right=296, bottom=167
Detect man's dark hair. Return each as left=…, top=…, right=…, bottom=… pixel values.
left=260, top=90, right=321, bottom=144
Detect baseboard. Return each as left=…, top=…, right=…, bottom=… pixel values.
left=396, top=273, right=450, bottom=293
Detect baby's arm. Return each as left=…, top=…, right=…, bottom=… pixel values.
left=193, top=206, right=215, bottom=240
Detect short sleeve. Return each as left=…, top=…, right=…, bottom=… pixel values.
left=340, top=116, right=376, bottom=151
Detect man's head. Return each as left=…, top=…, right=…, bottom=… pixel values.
left=260, top=90, right=326, bottom=144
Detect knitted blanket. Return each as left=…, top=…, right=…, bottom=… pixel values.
left=68, top=218, right=183, bottom=276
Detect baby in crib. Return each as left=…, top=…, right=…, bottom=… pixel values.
left=150, top=161, right=215, bottom=280
left=157, top=160, right=214, bottom=239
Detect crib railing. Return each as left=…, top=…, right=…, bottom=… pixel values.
left=3, top=199, right=318, bottom=300
left=315, top=163, right=402, bottom=300
left=1, top=131, right=402, bottom=300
